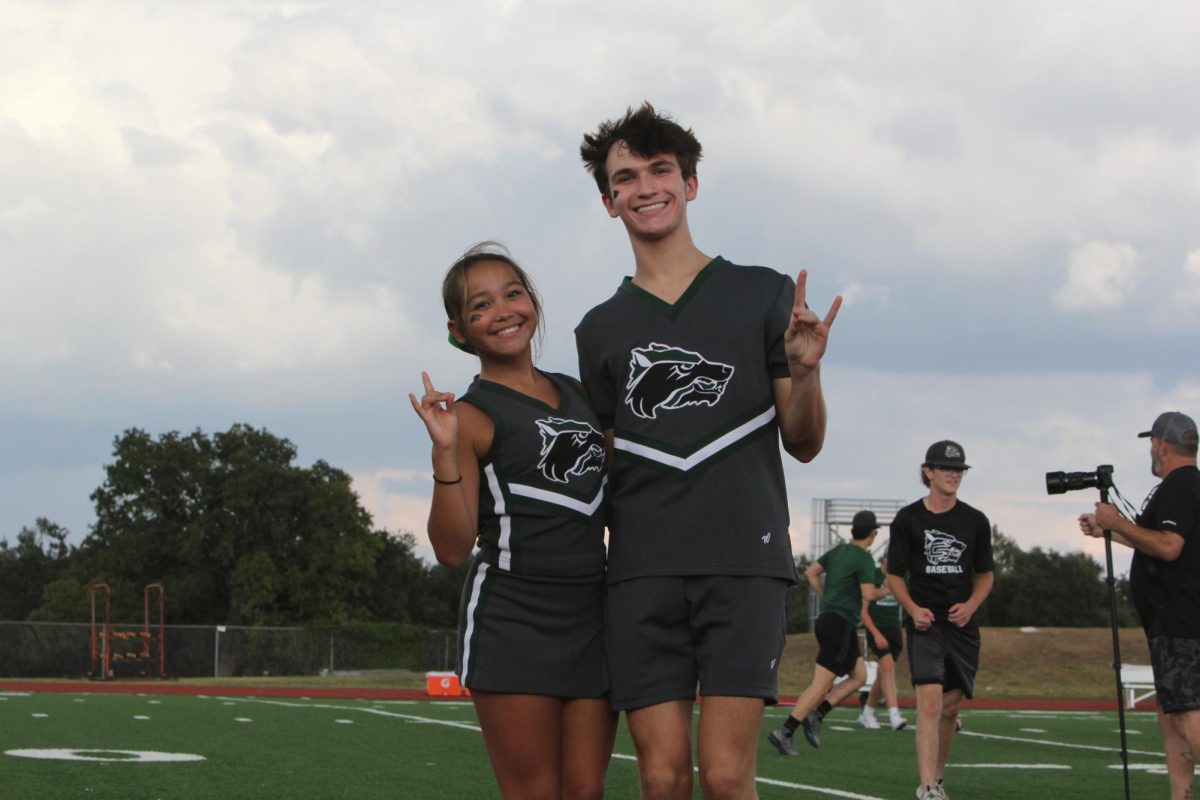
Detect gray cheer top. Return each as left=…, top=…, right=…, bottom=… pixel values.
left=458, top=371, right=607, bottom=582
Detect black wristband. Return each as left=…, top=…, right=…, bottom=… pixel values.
left=433, top=475, right=463, bottom=485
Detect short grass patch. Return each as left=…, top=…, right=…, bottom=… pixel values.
left=0, top=691, right=1168, bottom=798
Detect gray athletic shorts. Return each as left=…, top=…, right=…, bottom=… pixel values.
left=814, top=612, right=860, bottom=676
left=1149, top=635, right=1200, bottom=714
left=906, top=620, right=980, bottom=698
left=457, top=557, right=608, bottom=698
left=605, top=575, right=789, bottom=712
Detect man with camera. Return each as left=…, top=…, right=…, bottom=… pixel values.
left=1080, top=411, right=1200, bottom=800
left=887, top=440, right=994, bottom=800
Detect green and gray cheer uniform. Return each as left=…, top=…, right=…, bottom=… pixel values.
left=576, top=257, right=799, bottom=708
left=455, top=371, right=608, bottom=697
left=574, top=257, right=798, bottom=583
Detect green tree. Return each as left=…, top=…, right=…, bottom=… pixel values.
left=413, top=562, right=470, bottom=629
left=979, top=524, right=1137, bottom=627
left=51, top=425, right=408, bottom=626
left=0, top=518, right=73, bottom=619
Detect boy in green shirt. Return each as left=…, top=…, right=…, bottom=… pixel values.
left=769, top=510, right=889, bottom=755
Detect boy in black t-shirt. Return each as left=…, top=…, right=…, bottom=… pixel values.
left=887, top=441, right=994, bottom=800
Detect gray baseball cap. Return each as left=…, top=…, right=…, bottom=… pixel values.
left=1138, top=411, right=1198, bottom=445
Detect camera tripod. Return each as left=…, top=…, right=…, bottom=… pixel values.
left=1098, top=483, right=1132, bottom=800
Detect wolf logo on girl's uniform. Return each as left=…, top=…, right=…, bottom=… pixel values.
left=535, top=418, right=606, bottom=483
left=624, top=343, right=734, bottom=420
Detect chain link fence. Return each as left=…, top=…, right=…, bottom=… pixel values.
left=0, top=621, right=457, bottom=679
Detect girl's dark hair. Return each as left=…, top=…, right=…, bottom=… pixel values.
left=580, top=101, right=702, bottom=197
left=441, top=242, right=544, bottom=356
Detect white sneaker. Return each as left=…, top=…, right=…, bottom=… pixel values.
left=857, top=709, right=880, bottom=729
left=890, top=711, right=908, bottom=731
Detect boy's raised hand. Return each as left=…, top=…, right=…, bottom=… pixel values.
left=785, top=269, right=841, bottom=374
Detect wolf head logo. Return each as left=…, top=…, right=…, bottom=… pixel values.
left=924, top=529, right=966, bottom=566
left=624, top=343, right=734, bottom=420
left=535, top=418, right=605, bottom=484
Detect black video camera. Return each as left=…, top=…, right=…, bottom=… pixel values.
left=1045, top=464, right=1114, bottom=495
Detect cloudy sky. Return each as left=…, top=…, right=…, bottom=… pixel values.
left=3, top=1, right=1198, bottom=578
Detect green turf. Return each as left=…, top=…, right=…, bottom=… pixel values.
left=0, top=692, right=1172, bottom=798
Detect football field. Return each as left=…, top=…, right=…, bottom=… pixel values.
left=0, top=690, right=1171, bottom=798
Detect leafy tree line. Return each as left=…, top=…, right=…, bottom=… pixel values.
left=2, top=427, right=1140, bottom=632
left=1, top=425, right=467, bottom=628
left=784, top=525, right=1138, bottom=634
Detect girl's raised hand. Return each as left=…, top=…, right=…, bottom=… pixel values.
left=408, top=371, right=458, bottom=451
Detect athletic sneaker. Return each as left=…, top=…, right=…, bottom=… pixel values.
left=938, top=779, right=952, bottom=800
left=915, top=784, right=947, bottom=800
left=857, top=709, right=880, bottom=729
left=767, top=725, right=799, bottom=756
left=801, top=711, right=821, bottom=748
left=890, top=711, right=908, bottom=731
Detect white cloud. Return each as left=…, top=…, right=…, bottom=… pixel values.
left=839, top=281, right=891, bottom=308
left=1055, top=241, right=1141, bottom=310
left=1181, top=248, right=1200, bottom=306
left=4, top=0, right=1200, bottom=561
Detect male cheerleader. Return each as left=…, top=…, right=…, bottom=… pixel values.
left=576, top=102, right=840, bottom=799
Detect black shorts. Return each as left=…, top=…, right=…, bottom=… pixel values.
left=814, top=612, right=861, bottom=676
left=1149, top=635, right=1200, bottom=714
left=605, top=575, right=788, bottom=712
left=867, top=626, right=903, bottom=660
left=906, top=621, right=980, bottom=698
left=457, top=557, right=608, bottom=698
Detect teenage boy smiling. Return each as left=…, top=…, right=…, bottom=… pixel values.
left=575, top=102, right=841, bottom=800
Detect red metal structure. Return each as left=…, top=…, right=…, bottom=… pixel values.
left=89, top=581, right=168, bottom=679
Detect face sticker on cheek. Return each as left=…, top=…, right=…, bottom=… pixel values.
left=469, top=314, right=481, bottom=323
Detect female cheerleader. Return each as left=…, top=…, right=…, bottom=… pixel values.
left=409, top=242, right=615, bottom=800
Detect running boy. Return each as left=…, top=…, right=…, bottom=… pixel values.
left=768, top=509, right=887, bottom=755
left=576, top=102, right=840, bottom=799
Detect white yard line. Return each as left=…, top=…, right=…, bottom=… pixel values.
left=947, top=763, right=1071, bottom=769
left=958, top=730, right=1162, bottom=757
left=231, top=698, right=887, bottom=799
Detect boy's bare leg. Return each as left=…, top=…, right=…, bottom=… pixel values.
left=697, top=696, right=765, bottom=800
left=626, top=699, right=695, bottom=800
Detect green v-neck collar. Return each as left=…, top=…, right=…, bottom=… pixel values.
left=618, top=256, right=725, bottom=320
left=476, top=370, right=568, bottom=414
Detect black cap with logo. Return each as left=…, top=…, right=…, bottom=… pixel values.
left=924, top=440, right=970, bottom=470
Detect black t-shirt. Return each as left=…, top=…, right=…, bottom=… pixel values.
left=887, top=497, right=994, bottom=625
left=1130, top=465, right=1200, bottom=638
